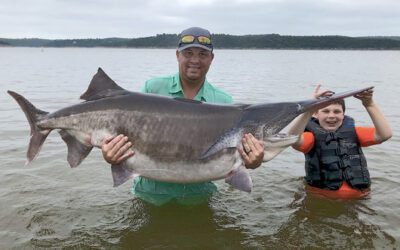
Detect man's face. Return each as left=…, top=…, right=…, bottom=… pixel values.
left=315, top=103, right=345, bottom=132
left=176, top=47, right=214, bottom=82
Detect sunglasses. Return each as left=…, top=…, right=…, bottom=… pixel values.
left=180, top=35, right=212, bottom=45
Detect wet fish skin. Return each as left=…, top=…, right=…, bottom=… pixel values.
left=8, top=68, right=373, bottom=192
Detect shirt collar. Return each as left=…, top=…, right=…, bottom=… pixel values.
left=169, top=73, right=209, bottom=102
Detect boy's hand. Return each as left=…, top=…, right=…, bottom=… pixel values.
left=313, top=84, right=334, bottom=99
left=354, top=87, right=374, bottom=107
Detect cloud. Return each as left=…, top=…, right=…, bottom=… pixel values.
left=0, top=0, right=399, bottom=38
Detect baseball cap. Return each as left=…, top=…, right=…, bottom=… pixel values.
left=177, top=27, right=213, bottom=52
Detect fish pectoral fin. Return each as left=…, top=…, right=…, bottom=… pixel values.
left=111, top=163, right=137, bottom=187
left=59, top=130, right=93, bottom=168
left=263, top=133, right=299, bottom=162
left=200, top=128, right=242, bottom=159
left=225, top=165, right=253, bottom=193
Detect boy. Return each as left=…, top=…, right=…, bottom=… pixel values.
left=288, top=85, right=392, bottom=199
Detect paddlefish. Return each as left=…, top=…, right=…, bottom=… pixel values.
left=8, top=68, right=372, bottom=192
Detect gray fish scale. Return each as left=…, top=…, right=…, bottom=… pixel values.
left=39, top=102, right=242, bottom=162
left=7, top=67, right=373, bottom=191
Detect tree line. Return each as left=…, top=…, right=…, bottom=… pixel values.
left=1, top=34, right=400, bottom=49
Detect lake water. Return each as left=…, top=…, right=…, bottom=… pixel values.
left=0, top=47, right=399, bottom=249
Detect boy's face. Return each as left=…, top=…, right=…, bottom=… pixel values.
left=315, top=103, right=344, bottom=132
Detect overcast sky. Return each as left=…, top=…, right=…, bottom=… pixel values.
left=1, top=0, right=399, bottom=39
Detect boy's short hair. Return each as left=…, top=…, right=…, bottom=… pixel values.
left=315, top=99, right=346, bottom=114
left=333, top=99, right=346, bottom=113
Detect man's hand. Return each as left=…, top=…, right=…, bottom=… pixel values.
left=239, top=133, right=264, bottom=169
left=101, top=134, right=135, bottom=165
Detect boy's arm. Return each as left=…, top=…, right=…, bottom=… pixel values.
left=288, top=112, right=313, bottom=150
left=288, top=84, right=333, bottom=150
left=354, top=88, right=392, bottom=143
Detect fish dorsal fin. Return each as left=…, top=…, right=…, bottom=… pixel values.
left=80, top=68, right=129, bottom=101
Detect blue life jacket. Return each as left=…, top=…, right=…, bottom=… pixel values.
left=304, top=116, right=370, bottom=190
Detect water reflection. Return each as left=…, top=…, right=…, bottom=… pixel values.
left=24, top=198, right=250, bottom=249
left=1, top=48, right=399, bottom=248
left=118, top=199, right=247, bottom=249
left=271, top=184, right=396, bottom=248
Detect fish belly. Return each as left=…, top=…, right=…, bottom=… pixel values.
left=125, top=150, right=242, bottom=183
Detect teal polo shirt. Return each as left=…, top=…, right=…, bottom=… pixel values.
left=132, top=73, right=232, bottom=206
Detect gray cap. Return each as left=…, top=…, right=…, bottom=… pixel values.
left=178, top=27, right=213, bottom=51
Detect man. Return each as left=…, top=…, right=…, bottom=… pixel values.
left=102, top=27, right=264, bottom=205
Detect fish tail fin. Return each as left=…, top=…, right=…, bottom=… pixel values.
left=7, top=90, right=50, bottom=163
